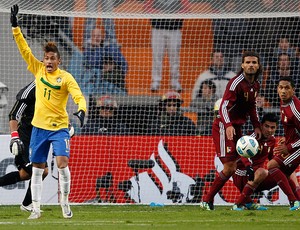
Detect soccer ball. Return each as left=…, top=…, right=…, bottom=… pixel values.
left=236, top=135, right=259, bottom=158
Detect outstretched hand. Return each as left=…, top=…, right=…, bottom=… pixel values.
left=254, top=127, right=262, bottom=140
left=10, top=4, right=19, bottom=27
left=73, top=110, right=85, bottom=127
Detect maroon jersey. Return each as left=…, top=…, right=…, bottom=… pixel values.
left=235, top=134, right=276, bottom=174
left=234, top=134, right=277, bottom=192
left=219, top=73, right=260, bottom=129
left=212, top=74, right=260, bottom=163
left=280, top=96, right=300, bottom=152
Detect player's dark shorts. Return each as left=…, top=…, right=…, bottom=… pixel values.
left=212, top=118, right=242, bottom=164
left=14, top=138, right=32, bottom=174
left=233, top=170, right=277, bottom=192
left=14, top=148, right=48, bottom=175
left=272, top=148, right=300, bottom=176
left=15, top=153, right=32, bottom=175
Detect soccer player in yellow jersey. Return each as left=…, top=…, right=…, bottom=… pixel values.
left=10, top=5, right=87, bottom=219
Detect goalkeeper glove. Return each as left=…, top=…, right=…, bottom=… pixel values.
left=246, top=166, right=254, bottom=181
left=10, top=4, right=19, bottom=27
left=68, top=123, right=75, bottom=138
left=10, top=131, right=24, bottom=156
left=73, top=110, right=85, bottom=127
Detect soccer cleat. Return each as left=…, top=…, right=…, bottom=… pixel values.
left=20, top=204, right=33, bottom=212
left=290, top=201, right=300, bottom=211
left=61, top=203, right=73, bottom=219
left=232, top=204, right=245, bottom=211
left=28, top=210, right=41, bottom=220
left=200, top=201, right=214, bottom=210
left=245, top=202, right=268, bottom=211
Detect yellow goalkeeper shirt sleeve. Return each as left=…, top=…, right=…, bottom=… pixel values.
left=12, top=27, right=87, bottom=131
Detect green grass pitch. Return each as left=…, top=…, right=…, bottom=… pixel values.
left=0, top=204, right=299, bottom=230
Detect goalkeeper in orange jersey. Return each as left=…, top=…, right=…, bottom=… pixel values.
left=10, top=4, right=87, bottom=219
left=232, top=113, right=300, bottom=211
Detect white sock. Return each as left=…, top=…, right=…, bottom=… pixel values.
left=58, top=166, right=71, bottom=204
left=31, top=167, right=44, bottom=212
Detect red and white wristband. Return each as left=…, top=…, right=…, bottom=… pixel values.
left=11, top=131, right=19, bottom=139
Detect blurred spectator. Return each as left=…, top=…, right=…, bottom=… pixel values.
left=190, top=80, right=218, bottom=135
left=212, top=0, right=300, bottom=73
left=81, top=28, right=128, bottom=95
left=245, top=10, right=300, bottom=72
left=147, top=91, right=198, bottom=135
left=192, top=51, right=235, bottom=100
left=84, top=0, right=116, bottom=46
left=274, top=37, right=297, bottom=58
left=0, top=82, right=8, bottom=134
left=150, top=19, right=184, bottom=92
left=144, top=0, right=191, bottom=92
left=101, top=56, right=127, bottom=94
left=263, top=53, right=299, bottom=107
left=270, top=37, right=299, bottom=73
left=19, top=2, right=73, bottom=53
left=81, top=95, right=128, bottom=134
left=212, top=0, right=249, bottom=72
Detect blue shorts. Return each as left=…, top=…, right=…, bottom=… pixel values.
left=29, top=127, right=70, bottom=163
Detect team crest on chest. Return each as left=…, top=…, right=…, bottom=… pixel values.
left=56, top=77, right=62, bottom=83
left=227, top=146, right=231, bottom=153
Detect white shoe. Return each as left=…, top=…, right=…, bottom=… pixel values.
left=171, top=78, right=182, bottom=90
left=151, top=81, right=160, bottom=92
left=28, top=210, right=41, bottom=220
left=171, top=83, right=182, bottom=92
left=21, top=203, right=44, bottom=213
left=20, top=204, right=33, bottom=212
left=61, top=203, right=73, bottom=219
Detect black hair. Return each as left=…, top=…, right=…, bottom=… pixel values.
left=44, top=42, right=60, bottom=59
left=103, top=56, right=115, bottom=65
left=197, top=79, right=216, bottom=98
left=277, top=52, right=291, bottom=60
left=278, top=76, right=295, bottom=88
left=261, top=112, right=279, bottom=125
left=238, top=50, right=262, bottom=79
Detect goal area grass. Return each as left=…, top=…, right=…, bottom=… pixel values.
left=0, top=204, right=299, bottom=230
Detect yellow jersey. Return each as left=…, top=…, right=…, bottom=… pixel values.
left=12, top=27, right=86, bottom=131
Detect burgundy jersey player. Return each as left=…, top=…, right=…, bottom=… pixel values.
left=201, top=51, right=263, bottom=210
left=267, top=76, right=300, bottom=210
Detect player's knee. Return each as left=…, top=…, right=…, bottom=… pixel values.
left=267, top=159, right=279, bottom=170
left=42, top=168, right=49, bottom=178
left=254, top=168, right=268, bottom=181
left=223, top=162, right=236, bottom=177
left=56, top=156, right=69, bottom=169
left=19, top=170, right=31, bottom=181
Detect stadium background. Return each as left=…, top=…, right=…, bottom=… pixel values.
left=0, top=0, right=299, bottom=205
